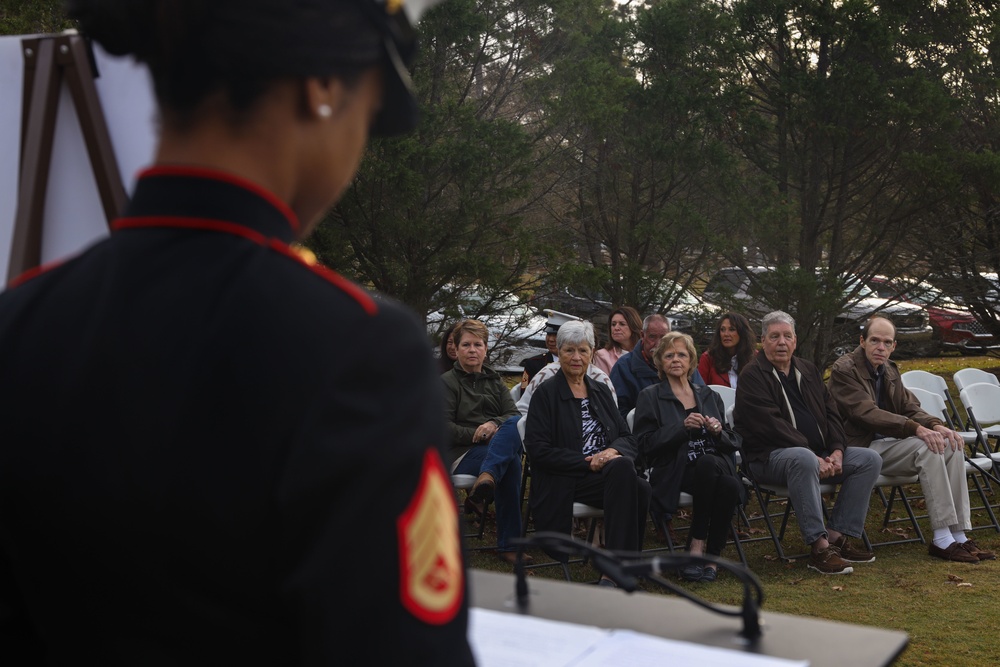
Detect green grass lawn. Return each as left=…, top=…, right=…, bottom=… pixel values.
left=471, top=354, right=1000, bottom=666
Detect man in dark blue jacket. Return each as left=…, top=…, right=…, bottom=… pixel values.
left=611, top=314, right=704, bottom=420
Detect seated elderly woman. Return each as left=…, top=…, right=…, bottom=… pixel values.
left=442, top=319, right=524, bottom=564
left=633, top=332, right=745, bottom=583
left=524, top=320, right=651, bottom=585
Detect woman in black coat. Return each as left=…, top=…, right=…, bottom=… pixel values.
left=524, top=321, right=651, bottom=585
left=633, top=332, right=744, bottom=582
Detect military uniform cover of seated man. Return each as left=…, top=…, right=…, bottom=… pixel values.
left=735, top=311, right=882, bottom=575
left=828, top=315, right=996, bottom=563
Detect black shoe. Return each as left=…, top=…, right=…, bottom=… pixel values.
left=700, top=567, right=718, bottom=583
left=469, top=473, right=496, bottom=505
left=681, top=564, right=703, bottom=582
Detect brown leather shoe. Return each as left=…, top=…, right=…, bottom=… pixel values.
left=928, top=541, right=980, bottom=563
left=497, top=551, right=533, bottom=565
left=807, top=546, right=853, bottom=575
left=830, top=535, right=875, bottom=563
left=960, top=539, right=997, bottom=561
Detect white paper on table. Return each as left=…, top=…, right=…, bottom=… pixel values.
left=571, top=629, right=809, bottom=667
left=469, top=608, right=809, bottom=667
left=468, top=608, right=607, bottom=667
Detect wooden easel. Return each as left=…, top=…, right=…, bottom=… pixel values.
left=8, top=32, right=127, bottom=281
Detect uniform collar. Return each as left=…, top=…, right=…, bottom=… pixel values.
left=119, top=166, right=300, bottom=244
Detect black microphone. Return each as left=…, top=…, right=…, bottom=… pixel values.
left=510, top=533, right=765, bottom=642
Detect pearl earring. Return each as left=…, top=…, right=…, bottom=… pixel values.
left=317, top=104, right=333, bottom=119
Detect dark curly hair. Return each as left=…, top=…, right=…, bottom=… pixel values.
left=706, top=312, right=756, bottom=378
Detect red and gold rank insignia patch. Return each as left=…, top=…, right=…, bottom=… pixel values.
left=397, top=448, right=464, bottom=625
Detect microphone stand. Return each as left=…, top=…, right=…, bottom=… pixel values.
left=510, top=532, right=764, bottom=643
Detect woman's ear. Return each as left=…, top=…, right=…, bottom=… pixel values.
left=302, top=77, right=345, bottom=121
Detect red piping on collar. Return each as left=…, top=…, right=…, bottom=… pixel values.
left=7, top=258, right=67, bottom=289
left=113, top=216, right=378, bottom=316
left=138, top=166, right=301, bottom=233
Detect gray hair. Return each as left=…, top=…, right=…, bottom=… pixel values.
left=762, top=310, right=795, bottom=337
left=642, top=313, right=670, bottom=332
left=557, top=320, right=595, bottom=349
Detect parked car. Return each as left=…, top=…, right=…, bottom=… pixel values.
left=530, top=286, right=612, bottom=324
left=703, top=266, right=934, bottom=357
left=658, top=280, right=721, bottom=347
left=427, top=286, right=548, bottom=373
left=866, top=275, right=997, bottom=355
left=531, top=280, right=719, bottom=345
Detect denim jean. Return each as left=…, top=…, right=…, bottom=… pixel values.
left=750, top=446, right=881, bottom=545
left=454, top=416, right=523, bottom=551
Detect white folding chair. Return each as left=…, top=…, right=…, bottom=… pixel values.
left=907, top=386, right=979, bottom=447
left=741, top=466, right=838, bottom=561
left=862, top=472, right=924, bottom=548
left=452, top=474, right=491, bottom=542
left=707, top=385, right=736, bottom=425
left=901, top=369, right=966, bottom=430
left=912, top=386, right=1000, bottom=533
left=958, top=383, right=1000, bottom=461
left=954, top=368, right=1000, bottom=392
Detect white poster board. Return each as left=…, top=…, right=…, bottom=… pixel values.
left=0, top=32, right=157, bottom=280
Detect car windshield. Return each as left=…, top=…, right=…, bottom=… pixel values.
left=903, top=281, right=942, bottom=306
left=842, top=277, right=874, bottom=299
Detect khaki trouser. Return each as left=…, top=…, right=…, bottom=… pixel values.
left=869, top=437, right=971, bottom=531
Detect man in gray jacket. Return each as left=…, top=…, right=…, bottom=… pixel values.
left=828, top=315, right=994, bottom=563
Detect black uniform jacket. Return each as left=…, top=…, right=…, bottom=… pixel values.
left=633, top=380, right=744, bottom=518
left=521, top=351, right=556, bottom=381
left=523, top=370, right=638, bottom=534
left=0, top=168, right=473, bottom=666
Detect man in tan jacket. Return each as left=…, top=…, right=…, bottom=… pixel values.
left=829, top=315, right=994, bottom=563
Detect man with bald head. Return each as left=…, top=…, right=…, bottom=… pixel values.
left=829, top=315, right=994, bottom=563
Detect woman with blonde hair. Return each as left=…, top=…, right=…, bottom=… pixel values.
left=634, top=332, right=744, bottom=582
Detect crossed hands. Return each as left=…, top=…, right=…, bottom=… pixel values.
left=916, top=425, right=964, bottom=454
left=683, top=412, right=723, bottom=436
left=817, top=449, right=843, bottom=479
left=586, top=448, right=621, bottom=472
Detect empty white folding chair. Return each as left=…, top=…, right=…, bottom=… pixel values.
left=958, top=383, right=1000, bottom=461
left=954, top=368, right=1000, bottom=392
left=901, top=370, right=966, bottom=430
